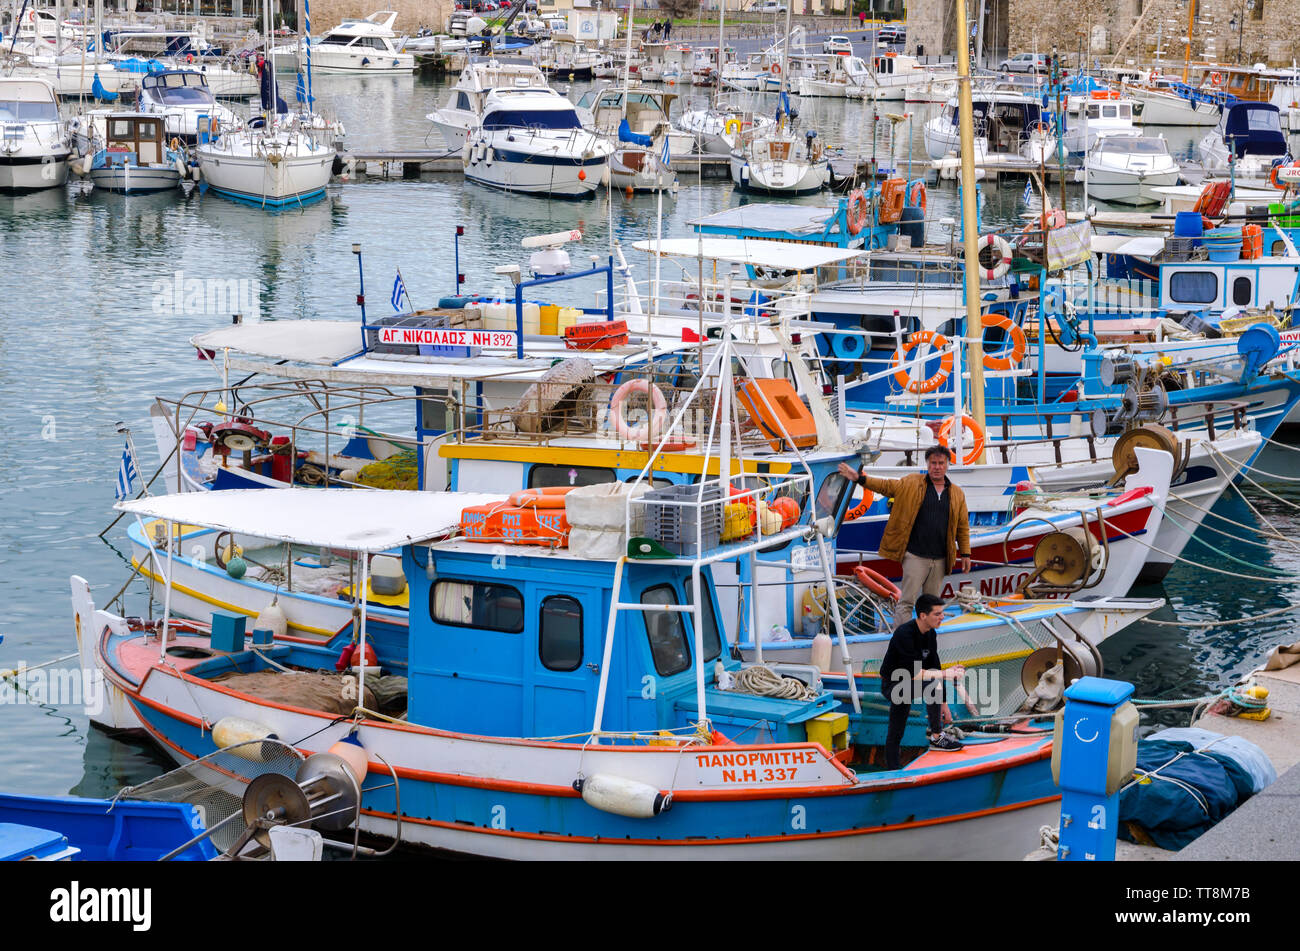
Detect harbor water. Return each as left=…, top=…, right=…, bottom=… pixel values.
left=1, top=72, right=1297, bottom=803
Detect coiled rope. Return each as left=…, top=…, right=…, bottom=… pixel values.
left=731, top=664, right=820, bottom=701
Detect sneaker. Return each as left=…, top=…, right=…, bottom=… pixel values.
left=929, top=733, right=964, bottom=752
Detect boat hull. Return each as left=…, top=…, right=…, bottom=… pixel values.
left=198, top=145, right=333, bottom=208
left=89, top=163, right=181, bottom=193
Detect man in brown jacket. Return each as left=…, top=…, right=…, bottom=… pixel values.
left=838, top=445, right=971, bottom=628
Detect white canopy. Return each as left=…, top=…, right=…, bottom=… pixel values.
left=1090, top=234, right=1166, bottom=260
left=117, top=489, right=507, bottom=552
left=192, top=320, right=363, bottom=365
left=631, top=237, right=863, bottom=271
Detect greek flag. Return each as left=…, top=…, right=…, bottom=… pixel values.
left=115, top=441, right=138, bottom=501
left=1022, top=178, right=1033, bottom=206
left=661, top=134, right=671, bottom=169
left=391, top=269, right=410, bottom=312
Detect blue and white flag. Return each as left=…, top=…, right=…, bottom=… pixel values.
left=115, top=441, right=139, bottom=501
left=391, top=269, right=411, bottom=312
left=1022, top=178, right=1033, bottom=206
left=661, top=134, right=671, bottom=169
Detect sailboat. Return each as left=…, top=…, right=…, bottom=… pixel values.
left=195, top=1, right=334, bottom=208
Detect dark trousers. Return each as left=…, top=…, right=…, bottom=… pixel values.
left=884, top=695, right=943, bottom=770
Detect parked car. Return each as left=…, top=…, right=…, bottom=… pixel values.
left=822, top=35, right=853, bottom=55
left=1000, top=52, right=1050, bottom=73
left=751, top=1, right=788, bottom=13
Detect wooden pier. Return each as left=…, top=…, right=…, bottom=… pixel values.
left=341, top=149, right=733, bottom=181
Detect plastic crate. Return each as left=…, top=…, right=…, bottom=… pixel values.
left=641, top=483, right=724, bottom=556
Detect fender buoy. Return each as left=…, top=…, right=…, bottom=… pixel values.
left=854, top=564, right=902, bottom=600
left=890, top=330, right=953, bottom=394
left=611, top=378, right=668, bottom=443
left=980, top=312, right=1027, bottom=371
left=905, top=178, right=926, bottom=214
left=845, top=489, right=875, bottom=521
left=975, top=233, right=1012, bottom=280
left=937, top=413, right=985, bottom=465
left=846, top=187, right=868, bottom=235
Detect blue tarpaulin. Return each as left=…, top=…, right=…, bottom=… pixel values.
left=1118, top=739, right=1257, bottom=850
left=617, top=118, right=651, bottom=148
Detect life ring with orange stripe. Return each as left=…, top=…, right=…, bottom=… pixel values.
left=890, top=330, right=953, bottom=394
left=980, top=312, right=1027, bottom=371
left=937, top=412, right=985, bottom=465
left=854, top=564, right=902, bottom=601
left=844, top=489, right=874, bottom=521
left=846, top=188, right=868, bottom=235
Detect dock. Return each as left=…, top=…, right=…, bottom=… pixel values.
left=341, top=149, right=733, bottom=181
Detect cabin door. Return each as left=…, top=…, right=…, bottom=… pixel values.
left=527, top=586, right=600, bottom=737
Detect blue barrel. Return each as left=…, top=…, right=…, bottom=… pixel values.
left=438, top=296, right=472, bottom=309
left=1173, top=210, right=1204, bottom=247
left=899, top=205, right=925, bottom=248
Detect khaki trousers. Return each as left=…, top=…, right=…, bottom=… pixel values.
left=894, top=552, right=946, bottom=629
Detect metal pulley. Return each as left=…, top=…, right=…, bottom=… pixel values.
left=1111, top=423, right=1185, bottom=483
left=1030, top=526, right=1102, bottom=589
left=1120, top=381, right=1169, bottom=422
left=239, top=751, right=361, bottom=850
left=1019, top=639, right=1101, bottom=696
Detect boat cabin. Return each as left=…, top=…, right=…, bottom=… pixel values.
left=1217, top=102, right=1285, bottom=159
left=1159, top=257, right=1300, bottom=315
left=103, top=113, right=166, bottom=166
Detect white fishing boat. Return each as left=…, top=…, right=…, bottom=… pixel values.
left=77, top=112, right=186, bottom=193
left=427, top=57, right=551, bottom=152
left=0, top=78, right=70, bottom=191
left=1064, top=93, right=1138, bottom=154
left=860, top=51, right=955, bottom=102
left=1084, top=131, right=1181, bottom=205
left=462, top=87, right=612, bottom=196
left=795, top=55, right=873, bottom=99
left=1126, top=79, right=1223, bottom=126
left=307, top=11, right=415, bottom=73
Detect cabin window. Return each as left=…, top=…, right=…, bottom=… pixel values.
left=642, top=584, right=692, bottom=676
left=529, top=464, right=617, bottom=489
left=1232, top=276, right=1253, bottom=306
left=1169, top=271, right=1218, bottom=304
left=813, top=471, right=851, bottom=522
left=110, top=119, right=134, bottom=138
left=539, top=596, right=583, bottom=671
left=1102, top=105, right=1117, bottom=118
left=431, top=581, right=524, bottom=633
left=683, top=579, right=722, bottom=663
left=456, top=91, right=471, bottom=111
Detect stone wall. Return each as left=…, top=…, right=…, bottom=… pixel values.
left=1007, top=0, right=1300, bottom=67
left=305, top=0, right=454, bottom=34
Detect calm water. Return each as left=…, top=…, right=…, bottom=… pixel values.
left=2, top=72, right=1298, bottom=798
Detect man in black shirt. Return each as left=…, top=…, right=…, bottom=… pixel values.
left=880, top=593, right=965, bottom=769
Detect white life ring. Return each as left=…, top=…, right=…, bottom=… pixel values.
left=611, top=379, right=668, bottom=444
left=976, top=233, right=1013, bottom=281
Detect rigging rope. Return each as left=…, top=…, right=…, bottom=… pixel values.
left=730, top=664, right=819, bottom=701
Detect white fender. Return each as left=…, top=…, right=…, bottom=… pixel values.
left=174, top=154, right=187, bottom=179
left=521, top=229, right=582, bottom=249
left=576, top=773, right=671, bottom=818
left=212, top=716, right=280, bottom=761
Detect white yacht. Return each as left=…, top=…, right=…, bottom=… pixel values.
left=1196, top=101, right=1288, bottom=189
left=462, top=87, right=612, bottom=197
left=1064, top=94, right=1138, bottom=154
left=1127, top=78, right=1225, bottom=127
left=427, top=57, right=551, bottom=152
left=924, top=90, right=1055, bottom=163
left=860, top=51, right=955, bottom=102
left=1084, top=131, right=1182, bottom=206
left=196, top=116, right=335, bottom=208
left=795, top=54, right=873, bottom=98
left=676, top=90, right=775, bottom=155
left=0, top=78, right=71, bottom=191
left=135, top=70, right=241, bottom=145
left=308, top=11, right=415, bottom=73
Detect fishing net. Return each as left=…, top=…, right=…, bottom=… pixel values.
left=116, top=740, right=305, bottom=854
left=355, top=447, right=418, bottom=490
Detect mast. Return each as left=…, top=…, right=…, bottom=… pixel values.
left=954, top=0, right=986, bottom=462
left=1182, top=0, right=1193, bottom=84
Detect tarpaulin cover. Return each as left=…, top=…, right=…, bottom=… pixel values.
left=1118, top=739, right=1256, bottom=850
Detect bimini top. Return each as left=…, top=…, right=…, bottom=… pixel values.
left=632, top=237, right=863, bottom=271
left=117, top=488, right=507, bottom=552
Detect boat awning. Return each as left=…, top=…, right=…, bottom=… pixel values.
left=192, top=320, right=363, bottom=364
left=632, top=237, right=863, bottom=270
left=1090, top=234, right=1166, bottom=260
left=116, top=489, right=507, bottom=552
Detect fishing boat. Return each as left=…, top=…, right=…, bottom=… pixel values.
left=1063, top=94, right=1139, bottom=155
left=0, top=77, right=71, bottom=191
left=0, top=792, right=216, bottom=861
left=462, top=87, right=612, bottom=197
left=73, top=112, right=186, bottom=193
left=795, top=55, right=874, bottom=99
left=1083, top=131, right=1182, bottom=205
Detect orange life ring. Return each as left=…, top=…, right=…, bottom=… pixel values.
left=846, top=188, right=868, bottom=235
left=845, top=489, right=875, bottom=521
left=770, top=62, right=781, bottom=75
left=1147, top=70, right=1158, bottom=84
left=854, top=565, right=902, bottom=601
left=1211, top=71, right=1223, bottom=86
left=936, top=413, right=985, bottom=465
left=508, top=486, right=575, bottom=509
left=905, top=179, right=926, bottom=215
left=890, top=330, right=953, bottom=394
left=1269, top=162, right=1300, bottom=190
left=980, top=312, right=1027, bottom=371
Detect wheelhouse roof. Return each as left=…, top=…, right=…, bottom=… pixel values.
left=117, top=488, right=507, bottom=552
left=632, top=237, right=862, bottom=271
